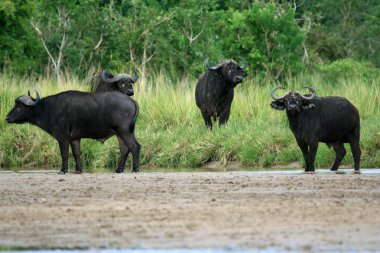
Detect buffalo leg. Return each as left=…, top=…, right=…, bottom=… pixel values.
left=331, top=142, right=346, bottom=171
left=128, top=134, right=141, bottom=173
left=201, top=110, right=213, bottom=129
left=307, top=141, right=319, bottom=172
left=296, top=139, right=309, bottom=171
left=218, top=108, right=231, bottom=126
left=115, top=137, right=130, bottom=173
left=348, top=132, right=361, bottom=171
left=58, top=140, right=70, bottom=174
left=118, top=133, right=141, bottom=173
left=70, top=139, right=83, bottom=173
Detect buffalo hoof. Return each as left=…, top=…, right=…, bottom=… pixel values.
left=59, top=170, right=66, bottom=174
left=354, top=170, right=361, bottom=174
left=75, top=170, right=82, bottom=174
left=132, top=168, right=139, bottom=173
left=115, top=169, right=123, bottom=173
left=305, top=171, right=315, bottom=174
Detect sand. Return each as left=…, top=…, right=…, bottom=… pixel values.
left=0, top=170, right=379, bottom=251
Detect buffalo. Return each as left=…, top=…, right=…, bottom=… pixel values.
left=6, top=90, right=141, bottom=174
left=270, top=86, right=361, bottom=172
left=91, top=69, right=138, bottom=96
left=195, top=58, right=247, bottom=129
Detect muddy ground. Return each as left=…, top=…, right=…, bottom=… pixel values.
left=0, top=170, right=379, bottom=251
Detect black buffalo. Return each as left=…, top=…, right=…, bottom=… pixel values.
left=91, top=70, right=138, bottom=96
left=270, top=86, right=361, bottom=172
left=195, top=58, right=247, bottom=129
left=6, top=90, right=141, bottom=174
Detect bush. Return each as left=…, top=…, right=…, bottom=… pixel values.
left=318, top=59, right=380, bottom=83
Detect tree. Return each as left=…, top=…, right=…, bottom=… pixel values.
left=31, top=8, right=70, bottom=82
left=1, top=0, right=379, bottom=78
left=0, top=0, right=43, bottom=74
left=220, top=2, right=305, bottom=80
left=298, top=0, right=380, bottom=67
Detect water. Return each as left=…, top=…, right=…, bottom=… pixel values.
left=1, top=167, right=380, bottom=175
left=1, top=249, right=374, bottom=253
left=0, top=249, right=314, bottom=253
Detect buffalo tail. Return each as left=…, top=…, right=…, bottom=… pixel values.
left=129, top=99, right=139, bottom=133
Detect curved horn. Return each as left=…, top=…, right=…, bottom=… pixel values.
left=23, top=89, right=40, bottom=106
left=204, top=58, right=211, bottom=69
left=204, top=58, right=222, bottom=71
left=101, top=70, right=137, bottom=83
left=300, top=86, right=316, bottom=100
left=114, top=73, right=134, bottom=82
left=238, top=57, right=246, bottom=69
left=131, top=69, right=138, bottom=83
left=34, top=89, right=40, bottom=102
left=101, top=70, right=117, bottom=83
left=270, top=87, right=288, bottom=101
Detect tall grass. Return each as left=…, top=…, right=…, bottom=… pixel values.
left=0, top=72, right=379, bottom=170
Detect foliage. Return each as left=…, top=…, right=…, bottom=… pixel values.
left=220, top=2, right=304, bottom=80
left=318, top=59, right=380, bottom=84
left=298, top=0, right=380, bottom=67
left=0, top=0, right=43, bottom=74
left=0, top=1, right=379, bottom=171
left=2, top=0, right=379, bottom=80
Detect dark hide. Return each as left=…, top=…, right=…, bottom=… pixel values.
left=271, top=90, right=361, bottom=172
left=195, top=59, right=247, bottom=129
left=6, top=91, right=140, bottom=174
left=91, top=70, right=137, bottom=96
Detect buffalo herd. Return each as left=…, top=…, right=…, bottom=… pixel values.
left=6, top=59, right=361, bottom=173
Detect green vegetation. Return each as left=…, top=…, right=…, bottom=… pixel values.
left=1, top=73, right=379, bottom=170
left=1, top=0, right=380, bottom=80
left=1, top=0, right=379, bottom=170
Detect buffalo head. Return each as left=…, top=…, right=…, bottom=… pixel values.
left=6, top=90, right=40, bottom=124
left=100, top=70, right=138, bottom=96
left=270, top=86, right=317, bottom=114
left=205, top=58, right=247, bottom=85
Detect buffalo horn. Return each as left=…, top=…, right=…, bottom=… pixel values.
left=101, top=70, right=138, bottom=83
left=21, top=90, right=40, bottom=106
left=29, top=89, right=40, bottom=103
left=238, top=57, right=247, bottom=69
left=101, top=70, right=117, bottom=83
left=300, top=86, right=317, bottom=100
left=131, top=70, right=138, bottom=83
left=271, top=87, right=289, bottom=101
left=204, top=58, right=222, bottom=71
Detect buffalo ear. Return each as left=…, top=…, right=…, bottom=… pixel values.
left=270, top=101, right=285, bottom=110
left=301, top=101, right=315, bottom=110
left=238, top=69, right=247, bottom=77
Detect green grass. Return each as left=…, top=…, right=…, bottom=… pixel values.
left=0, top=72, right=379, bottom=171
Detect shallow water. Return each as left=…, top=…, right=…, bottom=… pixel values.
left=1, top=167, right=379, bottom=175
left=2, top=249, right=376, bottom=253
left=0, top=249, right=304, bottom=253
